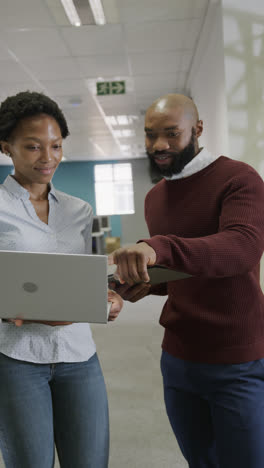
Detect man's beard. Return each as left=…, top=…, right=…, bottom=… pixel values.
left=147, top=128, right=197, bottom=179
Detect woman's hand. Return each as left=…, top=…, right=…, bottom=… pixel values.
left=5, top=290, right=124, bottom=326
left=107, top=289, right=123, bottom=322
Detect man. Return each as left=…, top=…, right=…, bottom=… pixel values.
left=108, top=94, right=264, bottom=467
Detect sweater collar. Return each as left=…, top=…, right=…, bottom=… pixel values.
left=164, top=148, right=220, bottom=180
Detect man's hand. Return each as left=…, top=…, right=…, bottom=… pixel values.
left=109, top=281, right=151, bottom=303
left=108, top=242, right=156, bottom=285
left=108, top=289, right=123, bottom=322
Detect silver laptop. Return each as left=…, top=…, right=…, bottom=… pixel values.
left=0, top=250, right=109, bottom=323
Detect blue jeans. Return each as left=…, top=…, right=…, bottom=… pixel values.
left=161, top=350, right=264, bottom=468
left=0, top=352, right=109, bottom=468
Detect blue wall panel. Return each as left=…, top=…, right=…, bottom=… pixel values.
left=0, top=165, right=12, bottom=182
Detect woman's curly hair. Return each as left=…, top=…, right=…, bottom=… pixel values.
left=0, top=91, right=69, bottom=151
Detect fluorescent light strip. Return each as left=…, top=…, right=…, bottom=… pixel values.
left=89, top=138, right=107, bottom=157
left=89, top=0, right=106, bottom=25
left=60, top=0, right=81, bottom=27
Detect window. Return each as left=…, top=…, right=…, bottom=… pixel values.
left=94, top=163, right=135, bottom=215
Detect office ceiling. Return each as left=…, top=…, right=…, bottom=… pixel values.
left=0, top=0, right=209, bottom=162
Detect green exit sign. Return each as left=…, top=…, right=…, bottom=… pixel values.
left=97, top=80, right=126, bottom=96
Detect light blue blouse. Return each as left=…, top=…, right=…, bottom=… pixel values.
left=0, top=175, right=96, bottom=363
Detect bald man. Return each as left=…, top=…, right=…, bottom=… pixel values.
left=109, top=94, right=264, bottom=467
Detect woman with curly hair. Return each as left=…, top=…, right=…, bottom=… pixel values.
left=0, top=91, right=122, bottom=468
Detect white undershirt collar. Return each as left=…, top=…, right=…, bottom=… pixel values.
left=164, top=148, right=220, bottom=180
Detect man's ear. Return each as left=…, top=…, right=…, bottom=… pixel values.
left=196, top=120, right=203, bottom=138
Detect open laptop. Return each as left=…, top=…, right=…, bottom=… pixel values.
left=0, top=250, right=110, bottom=323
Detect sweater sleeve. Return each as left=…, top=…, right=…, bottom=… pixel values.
left=142, top=168, right=264, bottom=278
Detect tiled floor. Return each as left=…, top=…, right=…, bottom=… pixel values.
left=0, top=296, right=187, bottom=467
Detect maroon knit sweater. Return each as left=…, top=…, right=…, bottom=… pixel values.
left=142, top=156, right=264, bottom=364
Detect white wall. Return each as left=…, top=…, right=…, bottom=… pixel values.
left=186, top=0, right=264, bottom=289
left=222, top=0, right=264, bottom=171
left=121, top=158, right=153, bottom=245
left=222, top=0, right=264, bottom=288
left=186, top=1, right=229, bottom=157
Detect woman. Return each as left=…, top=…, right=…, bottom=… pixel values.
left=0, top=91, right=123, bottom=468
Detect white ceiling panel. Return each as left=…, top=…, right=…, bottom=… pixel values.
left=76, top=54, right=129, bottom=77
left=1, top=28, right=70, bottom=59
left=0, top=60, right=33, bottom=82
left=0, top=0, right=208, bottom=160
left=175, top=72, right=188, bottom=89
left=64, top=135, right=121, bottom=159
left=0, top=0, right=56, bottom=28
left=23, top=57, right=83, bottom=81
left=129, top=51, right=183, bottom=75
left=42, top=79, right=89, bottom=96
left=62, top=104, right=101, bottom=120
left=180, top=53, right=193, bottom=71
left=46, top=0, right=72, bottom=26
left=67, top=118, right=108, bottom=132
left=62, top=139, right=96, bottom=158
left=183, top=18, right=205, bottom=49
left=134, top=73, right=181, bottom=92
left=117, top=0, right=208, bottom=23
left=0, top=81, right=43, bottom=94
left=125, top=20, right=191, bottom=52
left=64, top=122, right=109, bottom=137
left=133, top=96, right=160, bottom=112
left=98, top=94, right=138, bottom=115
left=0, top=44, right=14, bottom=61
left=61, top=25, right=125, bottom=56
left=54, top=93, right=96, bottom=109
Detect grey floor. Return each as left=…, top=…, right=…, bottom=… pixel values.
left=0, top=295, right=187, bottom=468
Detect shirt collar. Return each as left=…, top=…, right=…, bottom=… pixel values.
left=3, top=175, right=59, bottom=202
left=48, top=181, right=58, bottom=201
left=164, top=148, right=220, bottom=180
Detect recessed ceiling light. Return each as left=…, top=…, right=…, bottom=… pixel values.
left=122, top=129, right=135, bottom=137
left=120, top=145, right=131, bottom=151
left=117, top=115, right=129, bottom=126
left=113, top=130, right=122, bottom=138
left=106, top=115, right=139, bottom=126
left=113, top=129, right=135, bottom=138
left=89, top=0, right=106, bottom=25
left=60, top=0, right=81, bottom=27
left=106, top=116, right=118, bottom=126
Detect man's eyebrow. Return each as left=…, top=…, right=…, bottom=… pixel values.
left=144, top=126, right=181, bottom=132
left=164, top=126, right=180, bottom=131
